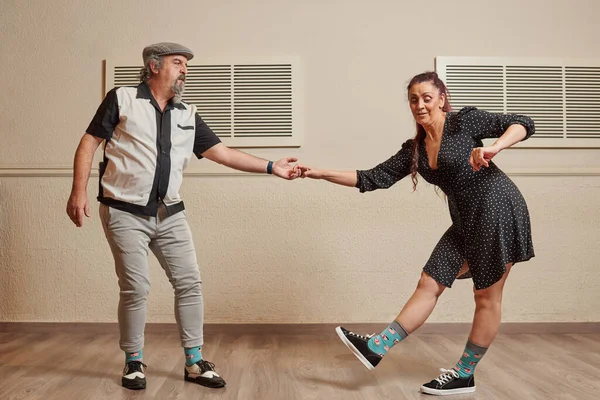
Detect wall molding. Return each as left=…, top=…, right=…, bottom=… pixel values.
left=0, top=322, right=598, bottom=335
left=1, top=166, right=600, bottom=178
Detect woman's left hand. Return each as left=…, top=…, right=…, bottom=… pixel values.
left=469, top=146, right=501, bottom=171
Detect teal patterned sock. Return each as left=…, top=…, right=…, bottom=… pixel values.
left=125, top=349, right=143, bottom=363
left=454, top=340, right=488, bottom=377
left=367, top=321, right=408, bottom=356
left=184, top=346, right=202, bottom=366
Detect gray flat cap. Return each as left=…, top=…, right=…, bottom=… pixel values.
left=142, top=42, right=194, bottom=62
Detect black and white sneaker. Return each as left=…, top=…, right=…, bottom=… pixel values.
left=184, top=360, right=226, bottom=388
left=122, top=361, right=147, bottom=390
left=335, top=326, right=382, bottom=370
left=420, top=368, right=476, bottom=396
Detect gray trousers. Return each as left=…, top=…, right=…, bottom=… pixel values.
left=99, top=204, right=204, bottom=352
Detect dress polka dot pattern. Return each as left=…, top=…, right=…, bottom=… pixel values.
left=356, top=107, right=535, bottom=290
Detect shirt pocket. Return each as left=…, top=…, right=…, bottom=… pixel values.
left=177, top=124, right=194, bottom=130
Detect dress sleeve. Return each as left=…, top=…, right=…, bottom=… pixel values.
left=458, top=106, right=535, bottom=141
left=356, top=139, right=413, bottom=193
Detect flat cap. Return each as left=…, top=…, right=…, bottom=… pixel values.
left=142, top=42, right=194, bottom=62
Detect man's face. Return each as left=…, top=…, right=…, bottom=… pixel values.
left=153, top=54, right=188, bottom=101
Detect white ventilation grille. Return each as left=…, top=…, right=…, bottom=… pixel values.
left=186, top=65, right=232, bottom=138
left=436, top=57, right=600, bottom=147
left=566, top=67, right=600, bottom=138
left=506, top=66, right=563, bottom=139
left=444, top=65, right=504, bottom=113
left=233, top=64, right=292, bottom=138
left=105, top=58, right=302, bottom=147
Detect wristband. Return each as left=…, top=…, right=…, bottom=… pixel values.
left=267, top=160, right=273, bottom=174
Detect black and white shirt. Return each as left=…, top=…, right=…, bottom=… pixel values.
left=86, top=82, right=221, bottom=216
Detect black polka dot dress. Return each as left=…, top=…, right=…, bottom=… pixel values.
left=356, top=107, right=535, bottom=290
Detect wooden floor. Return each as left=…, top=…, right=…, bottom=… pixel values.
left=1, top=330, right=598, bottom=400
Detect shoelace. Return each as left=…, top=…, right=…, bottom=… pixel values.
left=434, top=368, right=460, bottom=385
left=348, top=331, right=375, bottom=341
left=199, top=360, right=216, bottom=371
left=125, top=361, right=148, bottom=373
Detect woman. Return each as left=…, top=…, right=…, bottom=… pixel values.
left=296, top=71, right=535, bottom=396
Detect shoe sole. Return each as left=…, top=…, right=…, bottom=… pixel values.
left=121, top=379, right=146, bottom=390
left=335, top=326, right=375, bottom=371
left=185, top=376, right=226, bottom=388
left=420, top=385, right=476, bottom=396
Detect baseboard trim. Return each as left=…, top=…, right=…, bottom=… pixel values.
left=0, top=322, right=598, bottom=335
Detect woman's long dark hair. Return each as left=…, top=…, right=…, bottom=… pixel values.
left=407, top=72, right=452, bottom=190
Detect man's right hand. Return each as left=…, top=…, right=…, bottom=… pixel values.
left=66, top=190, right=91, bottom=227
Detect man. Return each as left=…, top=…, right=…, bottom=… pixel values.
left=66, top=42, right=299, bottom=390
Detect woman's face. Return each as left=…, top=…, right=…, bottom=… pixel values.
left=408, top=81, right=446, bottom=127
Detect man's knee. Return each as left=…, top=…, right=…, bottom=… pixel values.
left=172, top=268, right=202, bottom=296
left=119, top=279, right=150, bottom=305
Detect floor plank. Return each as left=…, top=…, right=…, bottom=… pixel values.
left=0, top=330, right=596, bottom=399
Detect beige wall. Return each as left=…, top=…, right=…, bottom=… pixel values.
left=1, top=0, right=599, bottom=324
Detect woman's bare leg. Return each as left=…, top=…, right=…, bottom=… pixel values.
left=396, top=262, right=469, bottom=333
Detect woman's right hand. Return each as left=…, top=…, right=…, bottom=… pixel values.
left=294, top=165, right=357, bottom=187
left=295, top=164, right=324, bottom=179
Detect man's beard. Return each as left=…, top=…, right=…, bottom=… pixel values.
left=172, top=75, right=186, bottom=103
